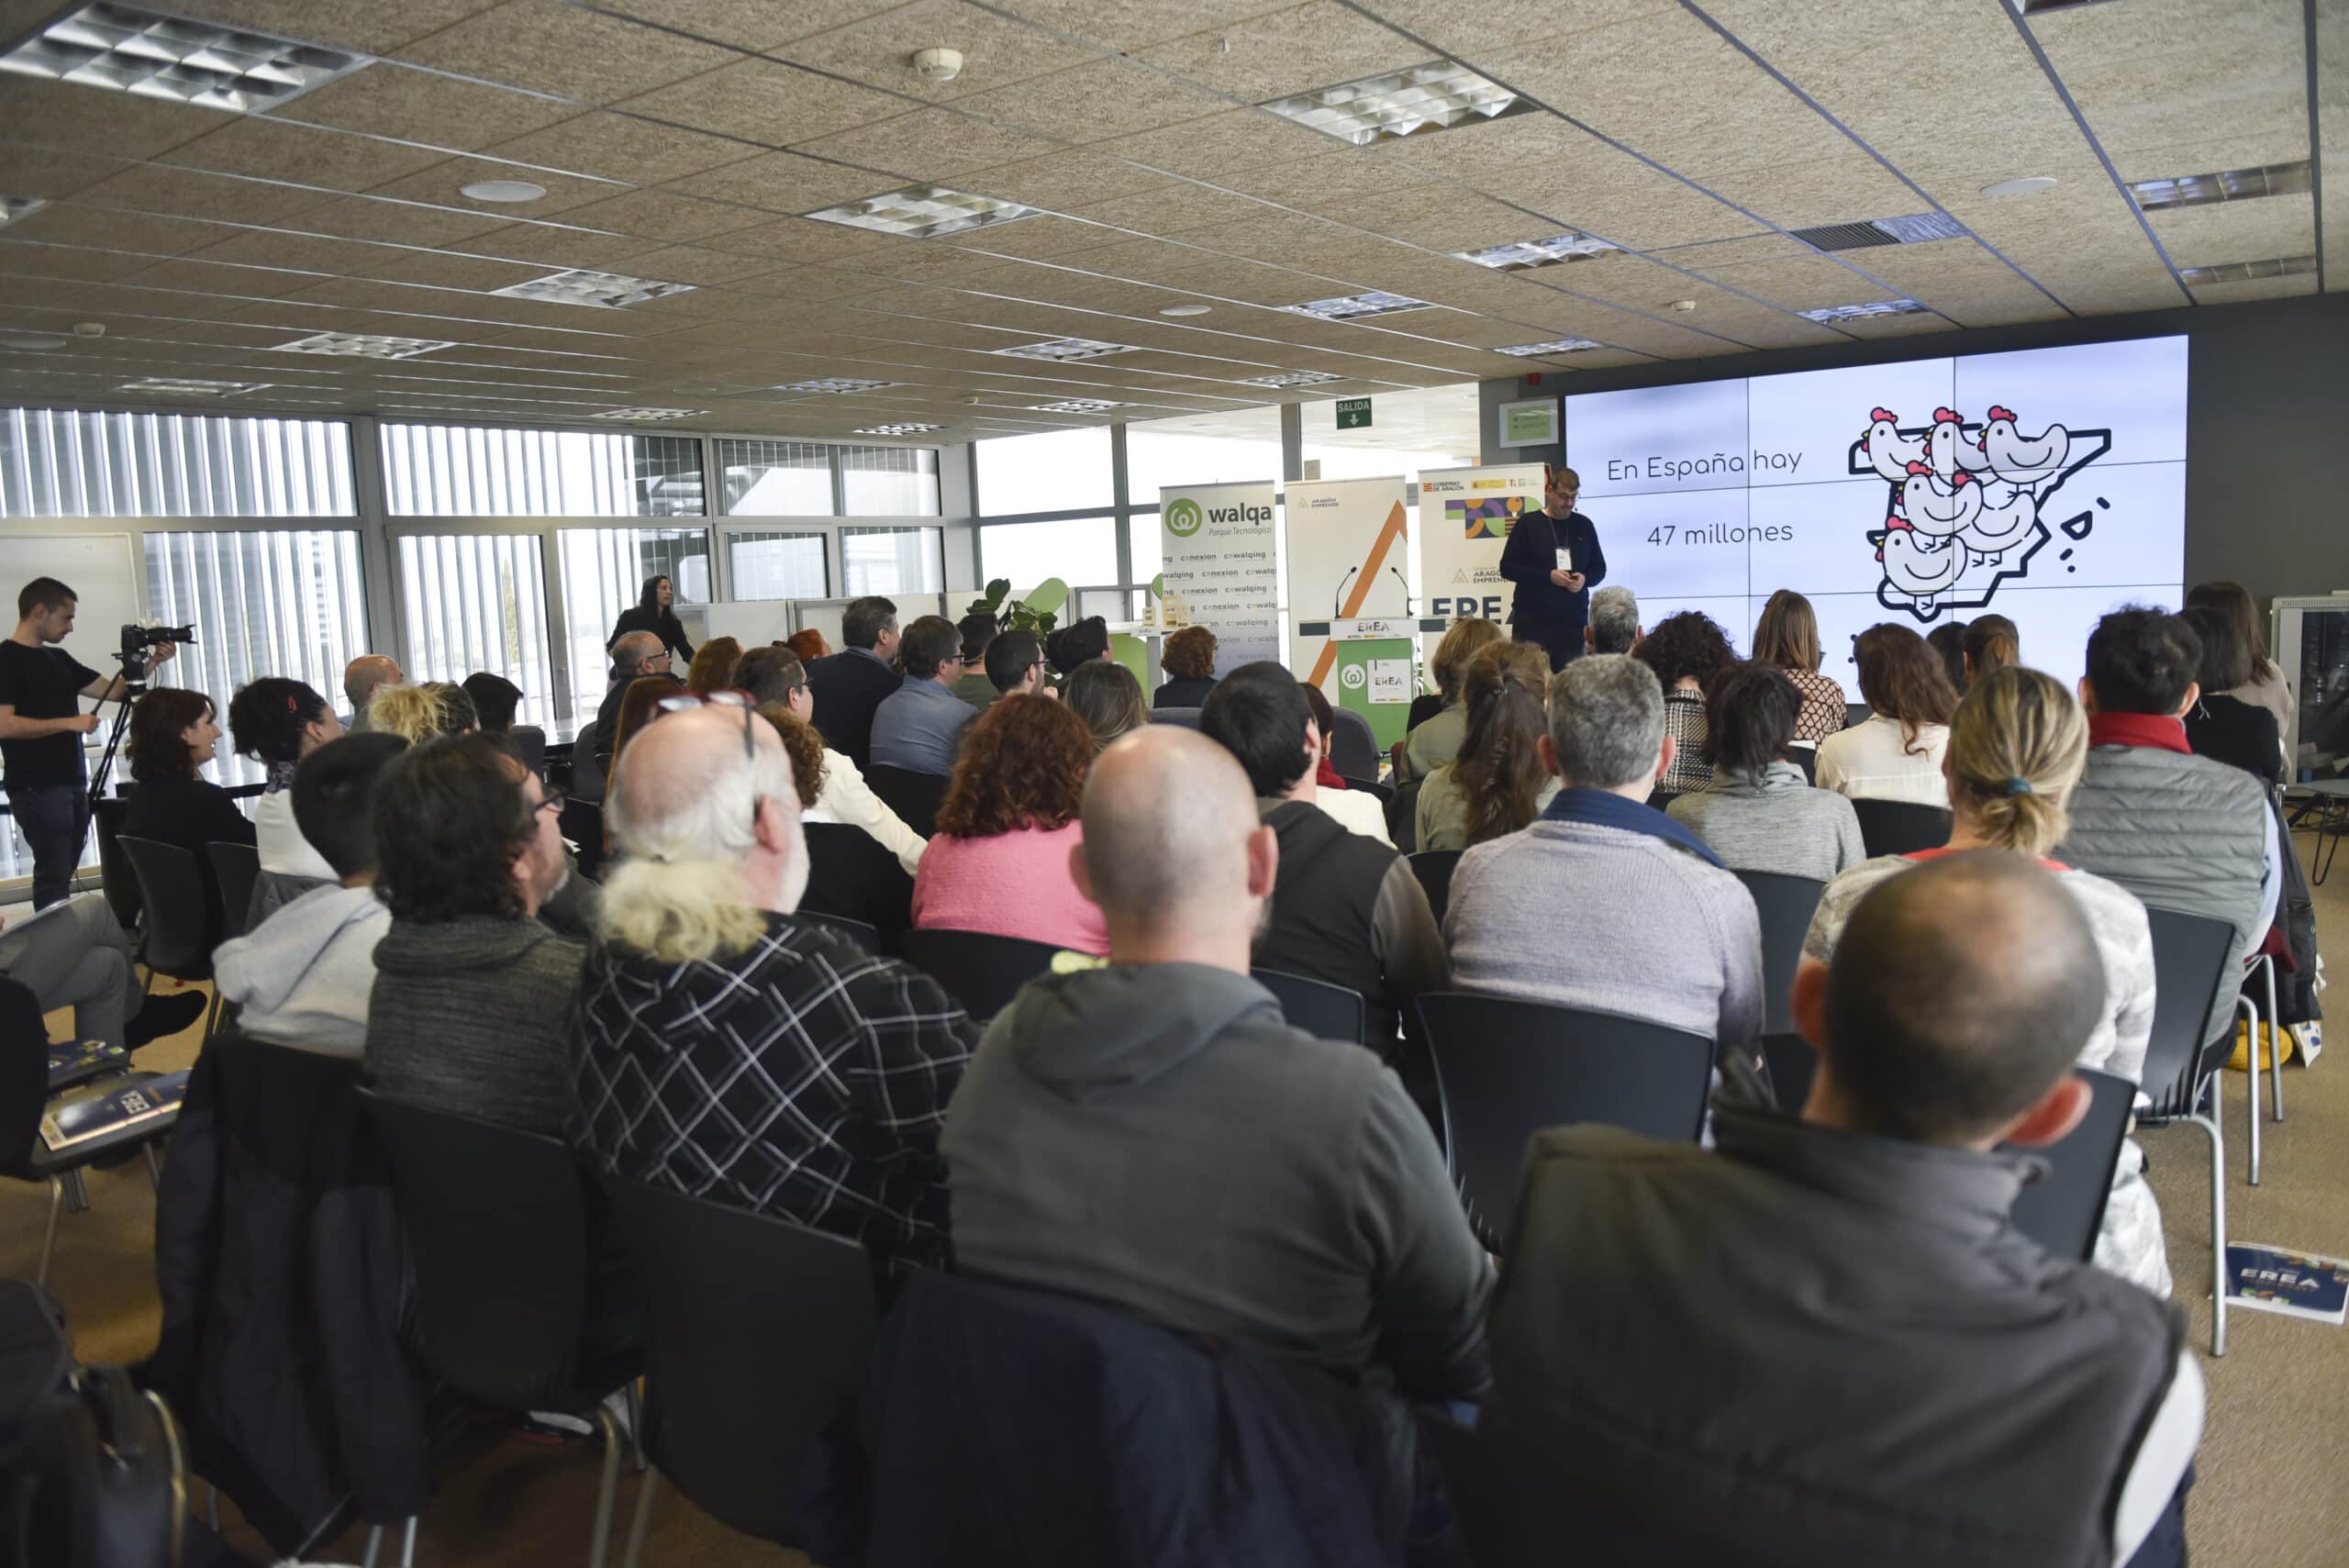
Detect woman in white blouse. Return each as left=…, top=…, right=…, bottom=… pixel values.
left=1816, top=623, right=1958, bottom=806
left=774, top=670, right=925, bottom=874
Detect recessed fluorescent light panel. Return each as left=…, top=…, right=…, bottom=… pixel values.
left=490, top=269, right=696, bottom=308
left=0, top=4, right=363, bottom=112
left=1261, top=60, right=1531, bottom=146
left=773, top=377, right=899, bottom=394
left=1455, top=232, right=1618, bottom=270
left=1279, top=291, right=1431, bottom=322
left=1236, top=370, right=1345, bottom=388
left=855, top=423, right=943, bottom=436
left=274, top=330, right=454, bottom=359
left=117, top=377, right=267, bottom=396
left=1497, top=338, right=1602, bottom=357
left=1029, top=398, right=1126, bottom=414
left=2180, top=254, right=2317, bottom=286
left=0, top=195, right=46, bottom=226
left=1798, top=299, right=1931, bottom=322
left=804, top=183, right=1039, bottom=240
left=992, top=339, right=1135, bottom=362
left=586, top=407, right=705, bottom=422
left=2130, top=160, right=2312, bottom=212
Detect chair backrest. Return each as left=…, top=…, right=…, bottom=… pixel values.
left=1415, top=993, right=1714, bottom=1249
left=2003, top=1068, right=2137, bottom=1262
left=1252, top=968, right=1368, bottom=1046
left=1786, top=743, right=1818, bottom=784
left=896, top=928, right=1063, bottom=1020
left=1648, top=790, right=1680, bottom=813
left=1388, top=775, right=1424, bottom=853
left=1849, top=798, right=1953, bottom=858
left=1759, top=1031, right=1815, bottom=1114
left=0, top=977, right=51, bottom=1180
left=558, top=795, right=606, bottom=881
left=91, top=796, right=141, bottom=933
left=596, top=1175, right=878, bottom=1549
left=1152, top=705, right=1203, bottom=731
left=117, top=836, right=213, bottom=981
left=509, top=723, right=549, bottom=778
left=863, top=765, right=949, bottom=839
left=1731, top=870, right=1826, bottom=1036
left=1845, top=702, right=1872, bottom=730
left=206, top=840, right=261, bottom=943
left=356, top=1087, right=594, bottom=1412
left=1408, top=850, right=1464, bottom=928
left=1419, top=1409, right=1731, bottom=1566
left=800, top=823, right=916, bottom=942
left=1327, top=705, right=1379, bottom=784
left=2140, top=906, right=2239, bottom=1113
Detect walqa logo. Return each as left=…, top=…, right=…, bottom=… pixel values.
left=1849, top=404, right=2112, bottom=620
left=1164, top=497, right=1205, bottom=537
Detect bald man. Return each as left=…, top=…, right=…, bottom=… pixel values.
left=941, top=725, right=1493, bottom=1400
left=573, top=702, right=976, bottom=1265
left=1488, top=852, right=2199, bottom=1567
left=341, top=654, right=403, bottom=733
left=591, top=630, right=671, bottom=771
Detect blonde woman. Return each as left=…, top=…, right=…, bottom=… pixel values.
left=1750, top=589, right=1847, bottom=743
left=1397, top=617, right=1504, bottom=783
left=1798, top=665, right=2168, bottom=1296
left=368, top=681, right=475, bottom=744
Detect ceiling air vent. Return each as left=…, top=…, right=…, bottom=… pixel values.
left=1791, top=213, right=1969, bottom=252
left=2180, top=254, right=2317, bottom=287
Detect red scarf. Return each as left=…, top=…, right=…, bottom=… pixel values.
left=2087, top=711, right=2191, bottom=755
left=1317, top=754, right=1347, bottom=790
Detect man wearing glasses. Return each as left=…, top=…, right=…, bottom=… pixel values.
left=1497, top=463, right=1609, bottom=673
left=870, top=615, right=978, bottom=778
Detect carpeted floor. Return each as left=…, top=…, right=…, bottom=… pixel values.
left=6, top=829, right=2349, bottom=1564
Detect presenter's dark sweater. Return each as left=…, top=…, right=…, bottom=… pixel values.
left=1497, top=508, right=1607, bottom=664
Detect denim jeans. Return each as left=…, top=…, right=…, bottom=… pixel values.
left=11, top=778, right=88, bottom=909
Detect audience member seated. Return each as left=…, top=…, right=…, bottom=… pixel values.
left=1200, top=663, right=1446, bottom=1050
left=753, top=654, right=925, bottom=875
left=942, top=725, right=1492, bottom=1405
left=365, top=734, right=584, bottom=1136
left=342, top=653, right=403, bottom=733
left=1416, top=641, right=1555, bottom=853
left=1817, top=623, right=1957, bottom=805
left=1397, top=617, right=1502, bottom=784
left=985, top=628, right=1050, bottom=702
left=1045, top=614, right=1111, bottom=679
left=1928, top=619, right=1970, bottom=692
left=595, top=632, right=672, bottom=772
left=872, top=614, right=975, bottom=777
left=573, top=702, right=976, bottom=1264
left=2063, top=606, right=2278, bottom=1056
left=807, top=595, right=905, bottom=772
left=1802, top=665, right=2168, bottom=1294
left=1153, top=625, right=1220, bottom=710
left=607, top=674, right=676, bottom=784
left=1668, top=662, right=1865, bottom=881
left=1064, top=659, right=1146, bottom=753
left=1447, top=655, right=1762, bottom=1061
left=2180, top=603, right=2282, bottom=791
left=0, top=895, right=206, bottom=1051
left=228, top=675, right=344, bottom=889
left=952, top=612, right=1000, bottom=710
left=1300, top=681, right=1392, bottom=845
left=1586, top=584, right=1642, bottom=656
left=2187, top=580, right=2291, bottom=734
left=462, top=672, right=540, bottom=775
left=913, top=696, right=1108, bottom=957
left=1633, top=610, right=1737, bottom=795
left=785, top=628, right=830, bottom=665
left=684, top=635, right=742, bottom=695
left=120, top=685, right=254, bottom=951
left=368, top=681, right=474, bottom=744
left=1751, top=588, right=1846, bottom=743
left=1489, top=852, right=2199, bottom=1568
left=214, top=733, right=405, bottom=1059
left=1962, top=613, right=2020, bottom=689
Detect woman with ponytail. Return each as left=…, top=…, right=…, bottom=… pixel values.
left=1416, top=641, right=1553, bottom=852
left=1798, top=664, right=2169, bottom=1295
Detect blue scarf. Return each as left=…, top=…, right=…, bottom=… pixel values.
left=1540, top=785, right=1725, bottom=868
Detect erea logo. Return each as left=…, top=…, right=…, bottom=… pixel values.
left=1165, top=497, right=1205, bottom=537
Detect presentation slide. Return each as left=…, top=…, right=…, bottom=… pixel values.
left=1562, top=335, right=2188, bottom=689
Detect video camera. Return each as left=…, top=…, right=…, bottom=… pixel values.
left=117, top=621, right=195, bottom=685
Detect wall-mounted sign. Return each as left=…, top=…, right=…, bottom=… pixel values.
left=1497, top=396, right=1559, bottom=448
left=1335, top=396, right=1373, bottom=429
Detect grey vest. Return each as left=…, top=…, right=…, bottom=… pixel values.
left=1491, top=1110, right=2185, bottom=1568
left=2061, top=742, right=2268, bottom=1046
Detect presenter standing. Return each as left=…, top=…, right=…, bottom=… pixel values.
left=1498, top=465, right=1607, bottom=671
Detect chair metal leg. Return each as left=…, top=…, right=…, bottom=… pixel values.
left=145, top=1143, right=165, bottom=1191
left=588, top=1405, right=624, bottom=1568
left=2263, top=955, right=2284, bottom=1122
left=206, top=1482, right=218, bottom=1529
left=399, top=1516, right=417, bottom=1568
left=2188, top=1071, right=2228, bottom=1358
left=62, top=1168, right=89, bottom=1213
left=2238, top=995, right=2262, bottom=1185
left=624, top=1380, right=645, bottom=1473
left=37, top=1175, right=65, bottom=1289
left=620, top=1468, right=659, bottom=1568
left=362, top=1525, right=382, bottom=1568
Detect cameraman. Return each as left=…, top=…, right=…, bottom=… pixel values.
left=2, top=578, right=175, bottom=908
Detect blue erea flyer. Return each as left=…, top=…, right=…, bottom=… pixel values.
left=2224, top=1244, right=2349, bottom=1325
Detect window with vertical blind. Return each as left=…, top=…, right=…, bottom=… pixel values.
left=557, top=527, right=710, bottom=717
left=380, top=423, right=705, bottom=517
left=841, top=445, right=941, bottom=517
left=718, top=439, right=834, bottom=516
left=395, top=534, right=557, bottom=723
left=0, top=406, right=355, bottom=517
left=729, top=530, right=829, bottom=600
left=841, top=526, right=943, bottom=597
left=143, top=528, right=371, bottom=726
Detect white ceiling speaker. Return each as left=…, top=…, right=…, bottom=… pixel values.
left=1669, top=298, right=1697, bottom=313
left=1980, top=175, right=2059, bottom=197
left=461, top=179, right=548, bottom=203
left=72, top=321, right=105, bottom=337
left=1159, top=304, right=1212, bottom=317
left=912, top=47, right=963, bottom=83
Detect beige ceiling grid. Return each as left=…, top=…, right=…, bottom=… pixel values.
left=0, top=0, right=2332, bottom=439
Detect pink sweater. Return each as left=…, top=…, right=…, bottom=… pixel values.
left=910, top=820, right=1110, bottom=957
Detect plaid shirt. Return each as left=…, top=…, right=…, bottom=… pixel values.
left=574, top=912, right=978, bottom=1262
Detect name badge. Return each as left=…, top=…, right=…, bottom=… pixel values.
left=1555, top=547, right=1574, bottom=573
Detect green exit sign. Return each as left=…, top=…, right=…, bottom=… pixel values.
left=1335, top=397, right=1373, bottom=429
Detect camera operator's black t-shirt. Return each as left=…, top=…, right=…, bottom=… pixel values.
left=0, top=641, right=99, bottom=784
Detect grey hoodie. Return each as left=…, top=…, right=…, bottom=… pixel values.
left=941, top=962, right=1493, bottom=1399
left=212, top=883, right=390, bottom=1058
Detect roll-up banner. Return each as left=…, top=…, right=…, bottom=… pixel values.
left=1160, top=480, right=1281, bottom=669
left=1286, top=474, right=1415, bottom=750
left=1416, top=462, right=1548, bottom=627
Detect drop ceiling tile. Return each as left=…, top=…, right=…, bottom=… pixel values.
left=573, top=0, right=911, bottom=50
left=161, top=118, right=452, bottom=195
left=950, top=58, right=1231, bottom=141
left=985, top=0, right=1323, bottom=53
left=585, top=243, right=783, bottom=286
left=1696, top=153, right=1928, bottom=233
left=1896, top=272, right=2070, bottom=328
left=357, top=249, right=555, bottom=292
left=2188, top=272, right=2322, bottom=307
left=266, top=64, right=577, bottom=152
left=444, top=222, right=670, bottom=271
left=131, top=0, right=505, bottom=53
left=2144, top=194, right=2315, bottom=272
left=0, top=147, right=129, bottom=202
left=941, top=214, right=1123, bottom=260
left=789, top=107, right=1064, bottom=180
left=777, top=0, right=1102, bottom=100
left=357, top=157, right=627, bottom=217
left=1135, top=2, right=1431, bottom=101
left=284, top=195, right=517, bottom=246
left=1319, top=190, right=1535, bottom=252
left=0, top=77, right=232, bottom=161
left=2111, top=133, right=2316, bottom=186
left=1218, top=148, right=1440, bottom=206
left=112, top=256, right=326, bottom=299
left=183, top=228, right=412, bottom=275
left=1831, top=309, right=1957, bottom=340
left=1, top=203, right=237, bottom=257
left=1334, top=0, right=1677, bottom=57
left=394, top=0, right=743, bottom=103
left=657, top=149, right=896, bottom=212
left=1065, top=184, right=1276, bottom=237
left=551, top=186, right=773, bottom=240
left=1647, top=233, right=1815, bottom=268
left=1090, top=107, right=1340, bottom=179
left=1691, top=253, right=1899, bottom=312
left=72, top=163, right=328, bottom=227
left=975, top=150, right=1184, bottom=213
left=616, top=58, right=907, bottom=144
left=474, top=113, right=738, bottom=187
left=707, top=215, right=922, bottom=263
left=0, top=239, right=159, bottom=283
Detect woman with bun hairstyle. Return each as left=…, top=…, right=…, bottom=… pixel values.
left=228, top=675, right=344, bottom=884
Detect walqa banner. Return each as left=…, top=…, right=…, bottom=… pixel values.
left=1160, top=480, right=1280, bottom=669
left=1418, top=462, right=1548, bottom=626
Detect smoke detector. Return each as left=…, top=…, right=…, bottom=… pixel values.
left=1668, top=298, right=1697, bottom=313
left=911, top=47, right=963, bottom=83
left=73, top=321, right=105, bottom=337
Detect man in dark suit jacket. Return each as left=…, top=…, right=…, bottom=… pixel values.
left=1497, top=464, right=1607, bottom=672
left=807, top=595, right=904, bottom=771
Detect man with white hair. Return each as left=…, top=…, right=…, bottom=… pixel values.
left=572, top=698, right=978, bottom=1264
left=1585, top=585, right=1641, bottom=655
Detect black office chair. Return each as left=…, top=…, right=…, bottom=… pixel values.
left=91, top=795, right=142, bottom=940
left=1648, top=790, right=1680, bottom=813
left=2137, top=907, right=2241, bottom=1355
left=560, top=796, right=607, bottom=882
left=1844, top=702, right=1872, bottom=730
left=206, top=840, right=260, bottom=943
left=1786, top=744, right=1818, bottom=784
left=1388, top=775, right=1424, bottom=852
left=358, top=1090, right=643, bottom=1567
left=1252, top=969, right=1368, bottom=1046
left=596, top=1177, right=878, bottom=1565
left=1152, top=706, right=1203, bottom=731
left=1408, top=850, right=1464, bottom=929
left=1327, top=706, right=1380, bottom=785
left=896, top=929, right=1063, bottom=1020
left=1849, top=798, right=1952, bottom=858
left=1732, top=870, right=1826, bottom=1036
left=800, top=824, right=916, bottom=944
left=1760, top=1031, right=1814, bottom=1114
left=117, top=837, right=223, bottom=1043
left=1415, top=993, right=1714, bottom=1251
left=2004, top=1067, right=2138, bottom=1263
left=864, top=765, right=950, bottom=839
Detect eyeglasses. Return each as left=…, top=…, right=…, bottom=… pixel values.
left=534, top=784, right=566, bottom=819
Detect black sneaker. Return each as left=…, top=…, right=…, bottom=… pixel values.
left=127, top=992, right=207, bottom=1049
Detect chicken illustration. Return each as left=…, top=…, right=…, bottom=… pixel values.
left=1959, top=479, right=2037, bottom=563
left=1861, top=406, right=1928, bottom=484
left=1879, top=528, right=1965, bottom=608
left=1981, top=405, right=2070, bottom=487
left=1898, top=460, right=1981, bottom=539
